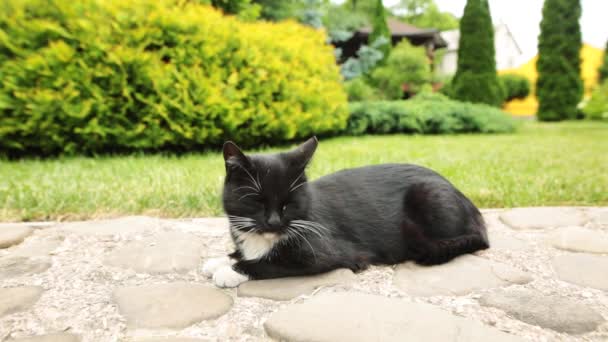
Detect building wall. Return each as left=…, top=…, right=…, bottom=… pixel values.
left=437, top=24, right=522, bottom=75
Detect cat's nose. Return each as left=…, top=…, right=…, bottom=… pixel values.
left=267, top=212, right=282, bottom=229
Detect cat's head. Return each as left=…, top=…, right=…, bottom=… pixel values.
left=221, top=137, right=318, bottom=236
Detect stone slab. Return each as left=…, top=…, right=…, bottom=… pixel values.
left=500, top=207, right=586, bottom=230
left=394, top=255, right=532, bottom=296
left=8, top=334, right=79, bottom=342
left=0, top=257, right=51, bottom=279
left=113, top=282, right=233, bottom=329
left=264, top=292, right=522, bottom=342
left=60, top=216, right=160, bottom=236
left=0, top=227, right=33, bottom=248
left=546, top=227, right=608, bottom=254
left=489, top=232, right=528, bottom=251
left=553, top=253, right=608, bottom=290
left=0, top=286, right=44, bottom=317
left=8, top=235, right=64, bottom=257
left=134, top=339, right=209, bottom=342
left=480, top=289, right=605, bottom=334
left=238, top=268, right=356, bottom=300
left=105, top=232, right=202, bottom=274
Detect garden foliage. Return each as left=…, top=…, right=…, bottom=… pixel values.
left=346, top=93, right=516, bottom=135
left=370, top=40, right=431, bottom=100
left=0, top=0, right=348, bottom=156
left=536, top=0, right=582, bottom=121
left=369, top=0, right=391, bottom=64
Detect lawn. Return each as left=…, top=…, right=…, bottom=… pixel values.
left=1, top=121, right=607, bottom=222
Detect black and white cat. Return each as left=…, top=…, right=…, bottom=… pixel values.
left=203, top=137, right=489, bottom=287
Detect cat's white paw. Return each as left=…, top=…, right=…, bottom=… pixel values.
left=202, top=256, right=232, bottom=278
left=212, top=265, right=249, bottom=288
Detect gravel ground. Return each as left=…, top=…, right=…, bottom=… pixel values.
left=1, top=208, right=607, bottom=341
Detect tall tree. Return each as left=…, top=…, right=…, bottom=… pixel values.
left=369, top=0, right=391, bottom=62
left=536, top=0, right=582, bottom=121
left=450, top=0, right=502, bottom=106
left=600, top=40, right=608, bottom=83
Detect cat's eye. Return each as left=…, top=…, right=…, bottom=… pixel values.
left=282, top=204, right=287, bottom=211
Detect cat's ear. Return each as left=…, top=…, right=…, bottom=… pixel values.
left=287, top=136, right=318, bottom=169
left=223, top=141, right=249, bottom=168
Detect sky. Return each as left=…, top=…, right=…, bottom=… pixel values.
left=336, top=0, right=608, bottom=65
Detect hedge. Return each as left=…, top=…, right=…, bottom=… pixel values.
left=0, top=0, right=348, bottom=156
left=499, top=74, right=531, bottom=102
left=583, top=80, right=608, bottom=120
left=345, top=93, right=516, bottom=135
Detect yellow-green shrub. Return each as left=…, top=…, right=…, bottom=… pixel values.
left=0, top=0, right=347, bottom=156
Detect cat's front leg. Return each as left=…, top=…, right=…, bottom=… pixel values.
left=212, top=265, right=249, bottom=288
left=201, top=256, right=233, bottom=278
left=234, top=259, right=331, bottom=280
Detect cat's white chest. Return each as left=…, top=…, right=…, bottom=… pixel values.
left=236, top=231, right=280, bottom=260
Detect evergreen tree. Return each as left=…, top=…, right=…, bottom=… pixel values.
left=536, top=0, right=582, bottom=121
left=599, top=40, right=608, bottom=83
left=369, top=0, right=391, bottom=62
left=451, top=0, right=502, bottom=106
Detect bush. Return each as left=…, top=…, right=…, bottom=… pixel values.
left=345, top=95, right=516, bottom=135
left=0, top=0, right=347, bottom=156
left=499, top=74, right=531, bottom=102
left=600, top=41, right=608, bottom=83
left=583, top=80, right=608, bottom=120
left=451, top=0, right=502, bottom=107
left=536, top=0, right=582, bottom=121
left=370, top=40, right=431, bottom=100
left=344, top=78, right=380, bottom=101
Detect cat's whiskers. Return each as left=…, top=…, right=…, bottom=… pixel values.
left=233, top=185, right=259, bottom=193
left=289, top=223, right=326, bottom=239
left=235, top=164, right=262, bottom=192
left=238, top=193, right=258, bottom=201
left=288, top=171, right=305, bottom=191
left=289, top=181, right=307, bottom=193
left=291, top=220, right=331, bottom=235
left=286, top=226, right=317, bottom=262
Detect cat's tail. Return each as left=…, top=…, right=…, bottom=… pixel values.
left=415, top=233, right=489, bottom=265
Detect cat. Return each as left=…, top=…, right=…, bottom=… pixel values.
left=203, top=137, right=489, bottom=287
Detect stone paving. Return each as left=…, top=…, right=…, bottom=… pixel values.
left=0, top=207, right=607, bottom=341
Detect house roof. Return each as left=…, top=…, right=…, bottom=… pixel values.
left=358, top=19, right=447, bottom=48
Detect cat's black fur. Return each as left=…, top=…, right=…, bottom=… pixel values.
left=222, top=137, right=489, bottom=280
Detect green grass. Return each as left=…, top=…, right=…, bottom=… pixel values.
left=1, top=121, right=607, bottom=222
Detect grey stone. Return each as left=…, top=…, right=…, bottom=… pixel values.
left=264, top=292, right=522, bottom=342
left=394, top=255, right=532, bottom=296
left=546, top=227, right=608, bottom=254
left=8, top=235, right=64, bottom=257
left=480, top=289, right=605, bottom=334
left=500, top=207, right=586, bottom=230
left=489, top=232, right=528, bottom=251
left=9, top=334, right=79, bottom=342
left=133, top=339, right=209, bottom=342
left=553, top=253, right=608, bottom=290
left=0, top=286, right=44, bottom=317
left=0, top=227, right=33, bottom=248
left=0, top=257, right=51, bottom=279
left=105, top=232, right=202, bottom=274
left=588, top=208, right=608, bottom=229
left=238, top=268, right=356, bottom=300
left=113, top=282, right=233, bottom=329
left=60, top=216, right=160, bottom=236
